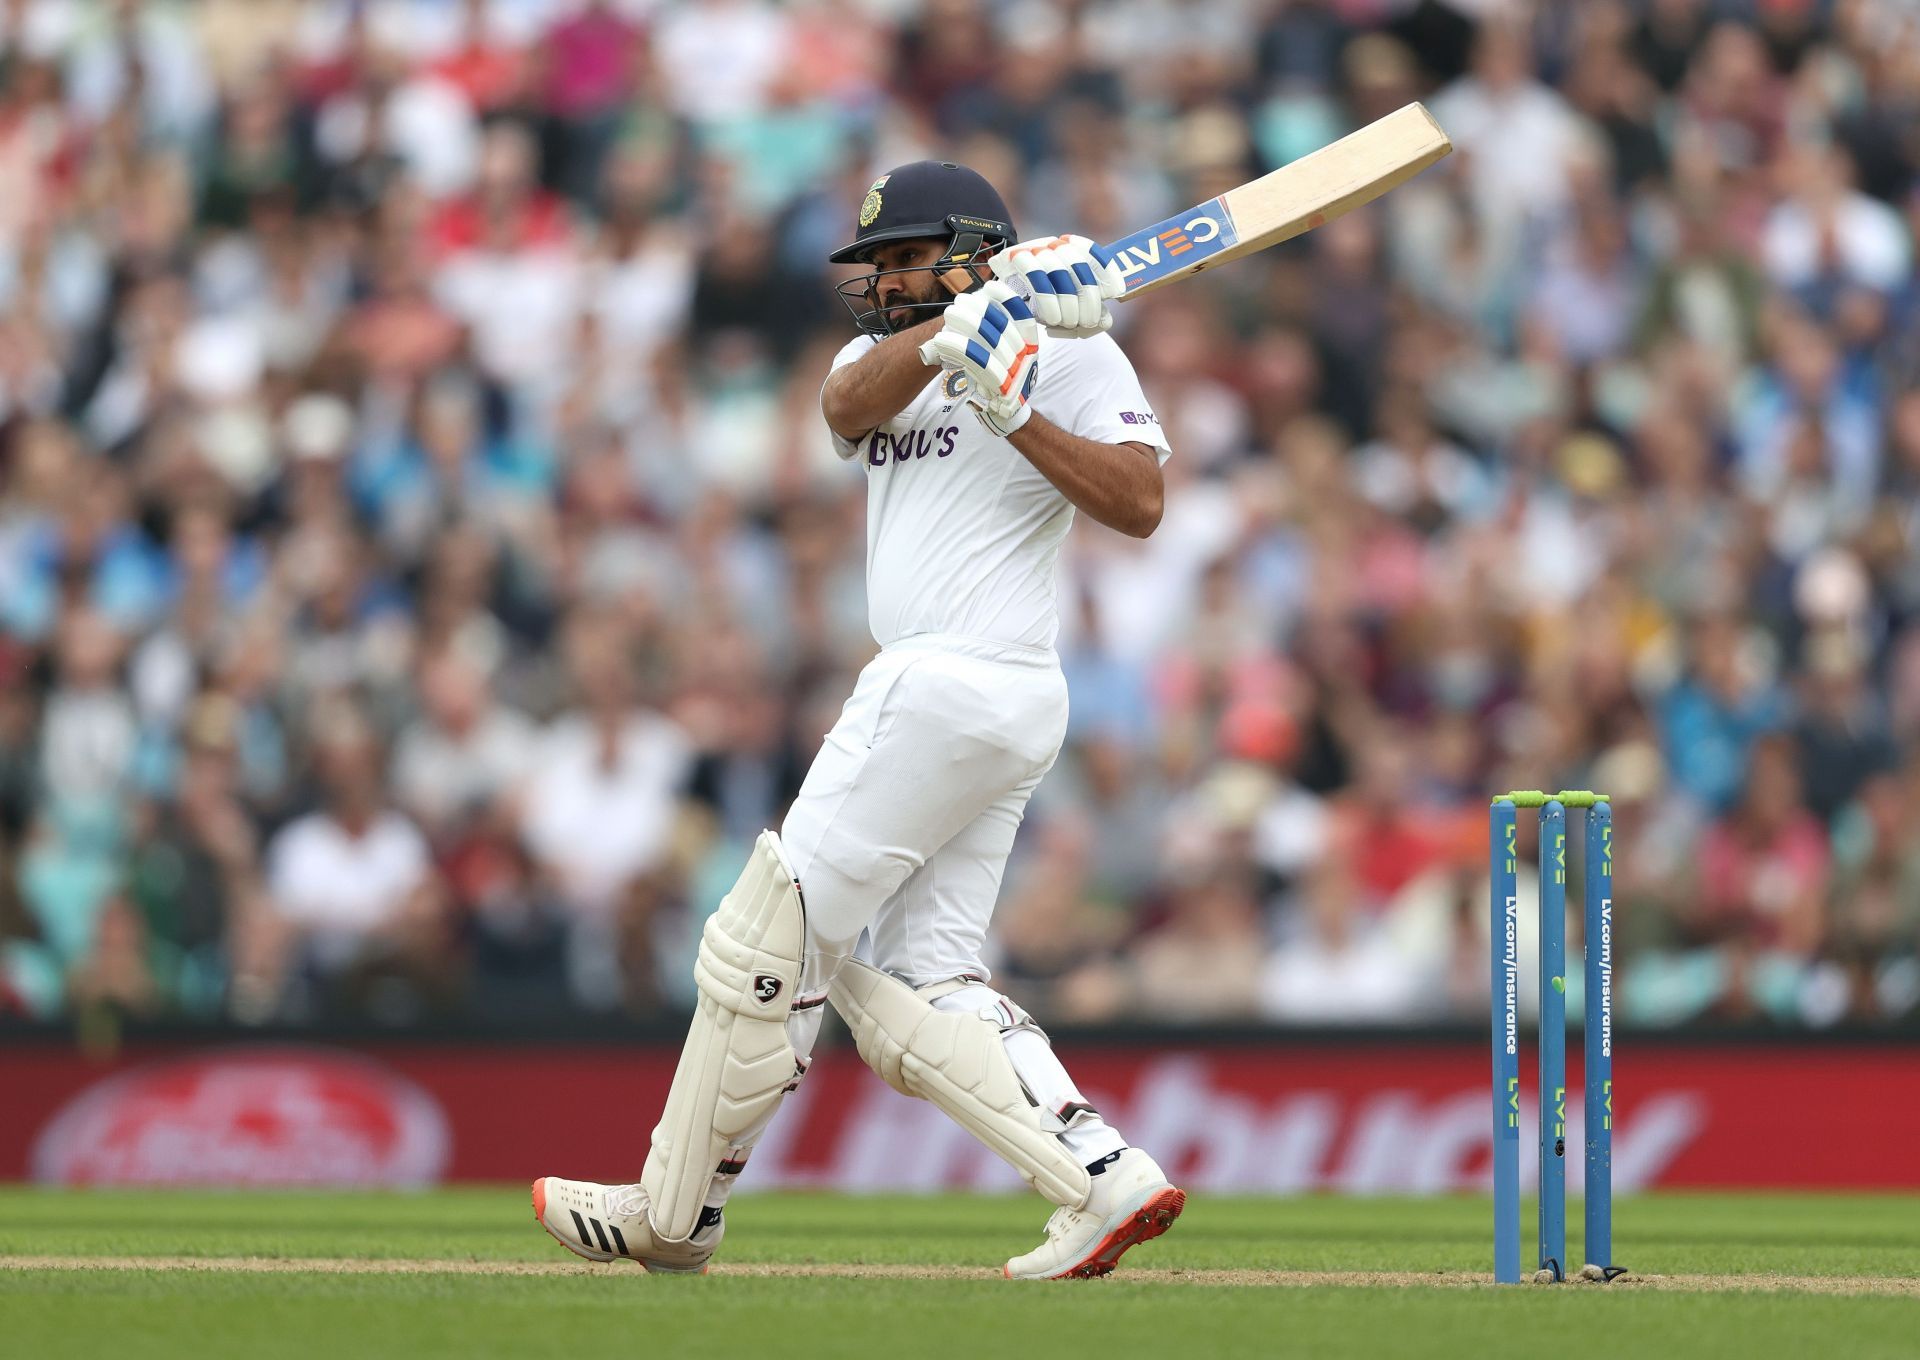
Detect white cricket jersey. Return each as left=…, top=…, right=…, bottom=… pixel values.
left=827, top=330, right=1171, bottom=651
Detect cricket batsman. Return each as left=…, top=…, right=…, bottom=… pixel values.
left=534, top=161, right=1183, bottom=1279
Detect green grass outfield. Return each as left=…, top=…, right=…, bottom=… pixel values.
left=2, top=1189, right=1916, bottom=1359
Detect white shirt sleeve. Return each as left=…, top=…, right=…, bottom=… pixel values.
left=821, top=334, right=881, bottom=460
left=1035, top=332, right=1174, bottom=464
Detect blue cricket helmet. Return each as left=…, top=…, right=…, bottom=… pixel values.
left=829, top=160, right=1017, bottom=265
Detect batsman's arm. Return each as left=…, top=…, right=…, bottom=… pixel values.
left=1009, top=418, right=1163, bottom=538
left=821, top=317, right=945, bottom=442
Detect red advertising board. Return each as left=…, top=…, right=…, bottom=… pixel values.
left=3, top=1036, right=1915, bottom=1191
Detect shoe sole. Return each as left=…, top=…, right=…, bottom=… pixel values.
left=528, top=1178, right=708, bottom=1276
left=1009, top=1185, right=1187, bottom=1281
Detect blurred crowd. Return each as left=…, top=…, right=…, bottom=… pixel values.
left=2, top=0, right=1918, bottom=1032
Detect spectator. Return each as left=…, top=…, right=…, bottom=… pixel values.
left=1660, top=614, right=1788, bottom=812
left=67, top=0, right=216, bottom=145
left=1734, top=307, right=1882, bottom=536
left=993, top=811, right=1131, bottom=1016
left=1823, top=766, right=1920, bottom=1021
left=538, top=0, right=646, bottom=201
left=392, top=647, right=535, bottom=841
left=429, top=123, right=581, bottom=396
left=1429, top=20, right=1584, bottom=248
left=262, top=704, right=447, bottom=1020
left=1058, top=864, right=1266, bottom=1025
left=1259, top=851, right=1425, bottom=1024
left=1690, top=735, right=1829, bottom=964
left=63, top=893, right=161, bottom=1018
left=1762, top=144, right=1913, bottom=304
left=1793, top=630, right=1898, bottom=824
left=521, top=609, right=690, bottom=1008
left=431, top=0, right=530, bottom=117
left=126, top=694, right=267, bottom=1017
left=652, top=0, right=788, bottom=129
left=356, top=369, right=554, bottom=563
left=1327, top=728, right=1452, bottom=908
left=40, top=607, right=139, bottom=812
left=1124, top=866, right=1267, bottom=1023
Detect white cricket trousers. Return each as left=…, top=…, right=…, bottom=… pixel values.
left=698, top=634, right=1126, bottom=1210
left=782, top=633, right=1067, bottom=1000
left=791, top=634, right=1123, bottom=1146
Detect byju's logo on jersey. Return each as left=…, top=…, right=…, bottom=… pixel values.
left=1107, top=199, right=1240, bottom=290
left=867, top=425, right=961, bottom=466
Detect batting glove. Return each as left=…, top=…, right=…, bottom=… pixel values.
left=918, top=281, right=1043, bottom=437
left=989, top=234, right=1126, bottom=337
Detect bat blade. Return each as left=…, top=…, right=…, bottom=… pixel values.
left=1103, top=103, right=1452, bottom=301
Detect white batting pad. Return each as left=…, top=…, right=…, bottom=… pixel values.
left=642, top=831, right=806, bottom=1242
left=830, top=959, right=1093, bottom=1210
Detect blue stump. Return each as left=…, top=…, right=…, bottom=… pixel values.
left=1537, top=800, right=1567, bottom=1280
left=1489, top=799, right=1521, bottom=1284
left=1583, top=801, right=1614, bottom=1272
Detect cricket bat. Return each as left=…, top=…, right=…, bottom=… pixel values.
left=1101, top=103, right=1452, bottom=300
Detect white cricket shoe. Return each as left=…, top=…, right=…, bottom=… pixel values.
left=531, top=1177, right=721, bottom=1274
left=1003, top=1148, right=1185, bottom=1280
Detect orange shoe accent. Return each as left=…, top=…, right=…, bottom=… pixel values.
left=1053, top=1186, right=1186, bottom=1281
left=531, top=1178, right=616, bottom=1265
